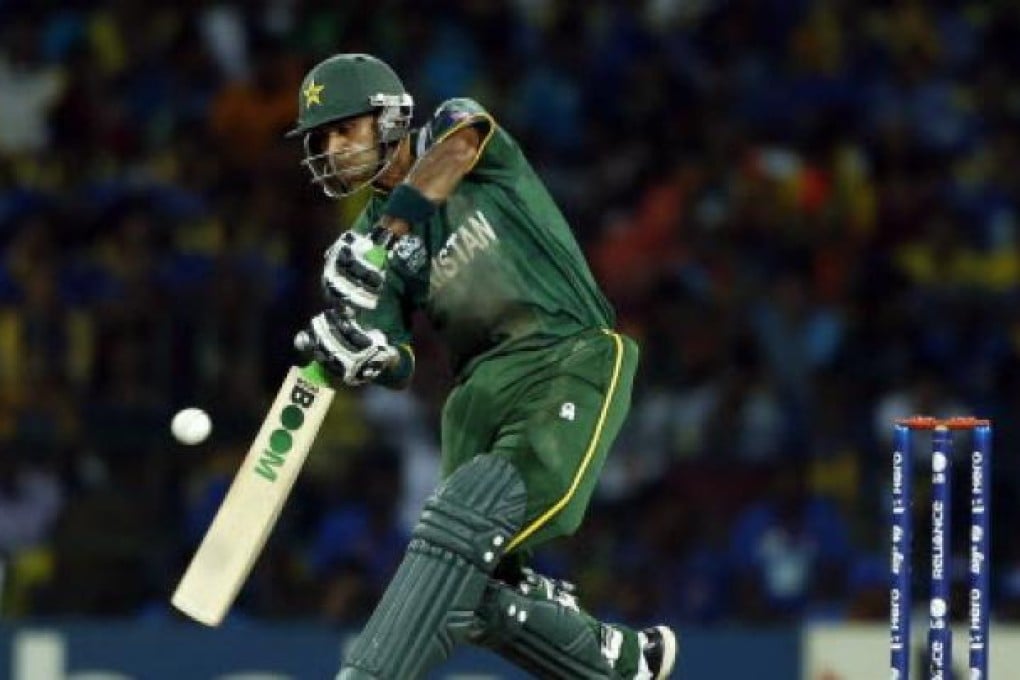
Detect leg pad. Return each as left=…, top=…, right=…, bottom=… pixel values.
left=471, top=575, right=621, bottom=679
left=339, top=455, right=527, bottom=678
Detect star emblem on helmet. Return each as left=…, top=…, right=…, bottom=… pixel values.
left=303, top=79, right=325, bottom=108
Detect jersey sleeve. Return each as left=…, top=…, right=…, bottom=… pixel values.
left=416, top=98, right=520, bottom=180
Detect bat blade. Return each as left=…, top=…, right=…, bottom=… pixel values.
left=171, top=365, right=334, bottom=626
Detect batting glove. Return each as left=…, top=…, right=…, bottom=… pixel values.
left=322, top=225, right=394, bottom=310
left=294, top=309, right=398, bottom=386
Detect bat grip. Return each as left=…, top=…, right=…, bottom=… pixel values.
left=300, top=361, right=332, bottom=387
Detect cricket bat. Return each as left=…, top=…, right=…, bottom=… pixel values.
left=171, top=363, right=335, bottom=626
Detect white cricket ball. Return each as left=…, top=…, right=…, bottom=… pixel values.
left=171, top=407, right=212, bottom=445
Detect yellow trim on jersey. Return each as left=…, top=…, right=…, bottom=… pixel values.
left=432, top=111, right=497, bottom=175
left=507, top=330, right=624, bottom=551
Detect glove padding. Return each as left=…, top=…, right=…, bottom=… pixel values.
left=322, top=225, right=394, bottom=310
left=294, top=309, right=398, bottom=386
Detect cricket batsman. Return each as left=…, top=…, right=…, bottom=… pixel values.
left=289, top=53, right=677, bottom=679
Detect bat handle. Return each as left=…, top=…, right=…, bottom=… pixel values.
left=300, top=361, right=332, bottom=387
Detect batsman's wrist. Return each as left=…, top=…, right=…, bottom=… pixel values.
left=383, top=183, right=438, bottom=225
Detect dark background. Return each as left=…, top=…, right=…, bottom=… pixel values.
left=1, top=0, right=1019, bottom=632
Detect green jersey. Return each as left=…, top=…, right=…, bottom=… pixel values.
left=355, top=98, right=614, bottom=379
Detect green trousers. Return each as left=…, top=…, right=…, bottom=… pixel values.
left=441, top=328, right=640, bottom=554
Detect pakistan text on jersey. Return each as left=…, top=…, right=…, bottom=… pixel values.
left=429, top=210, right=499, bottom=293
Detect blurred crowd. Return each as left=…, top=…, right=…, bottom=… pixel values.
left=3, top=0, right=1020, bottom=629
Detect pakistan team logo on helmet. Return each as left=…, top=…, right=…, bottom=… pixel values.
left=287, top=54, right=414, bottom=198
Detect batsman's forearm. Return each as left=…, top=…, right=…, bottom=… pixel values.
left=406, top=127, right=481, bottom=201
left=379, top=127, right=483, bottom=239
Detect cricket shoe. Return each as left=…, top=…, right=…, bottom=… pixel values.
left=636, top=625, right=678, bottom=679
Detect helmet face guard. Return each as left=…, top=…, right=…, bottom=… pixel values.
left=299, top=93, right=413, bottom=199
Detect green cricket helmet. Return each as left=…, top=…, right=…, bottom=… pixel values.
left=288, top=53, right=414, bottom=198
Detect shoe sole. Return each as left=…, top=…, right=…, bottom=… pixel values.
left=653, top=625, right=678, bottom=680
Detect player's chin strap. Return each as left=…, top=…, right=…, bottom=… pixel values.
left=337, top=455, right=527, bottom=679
